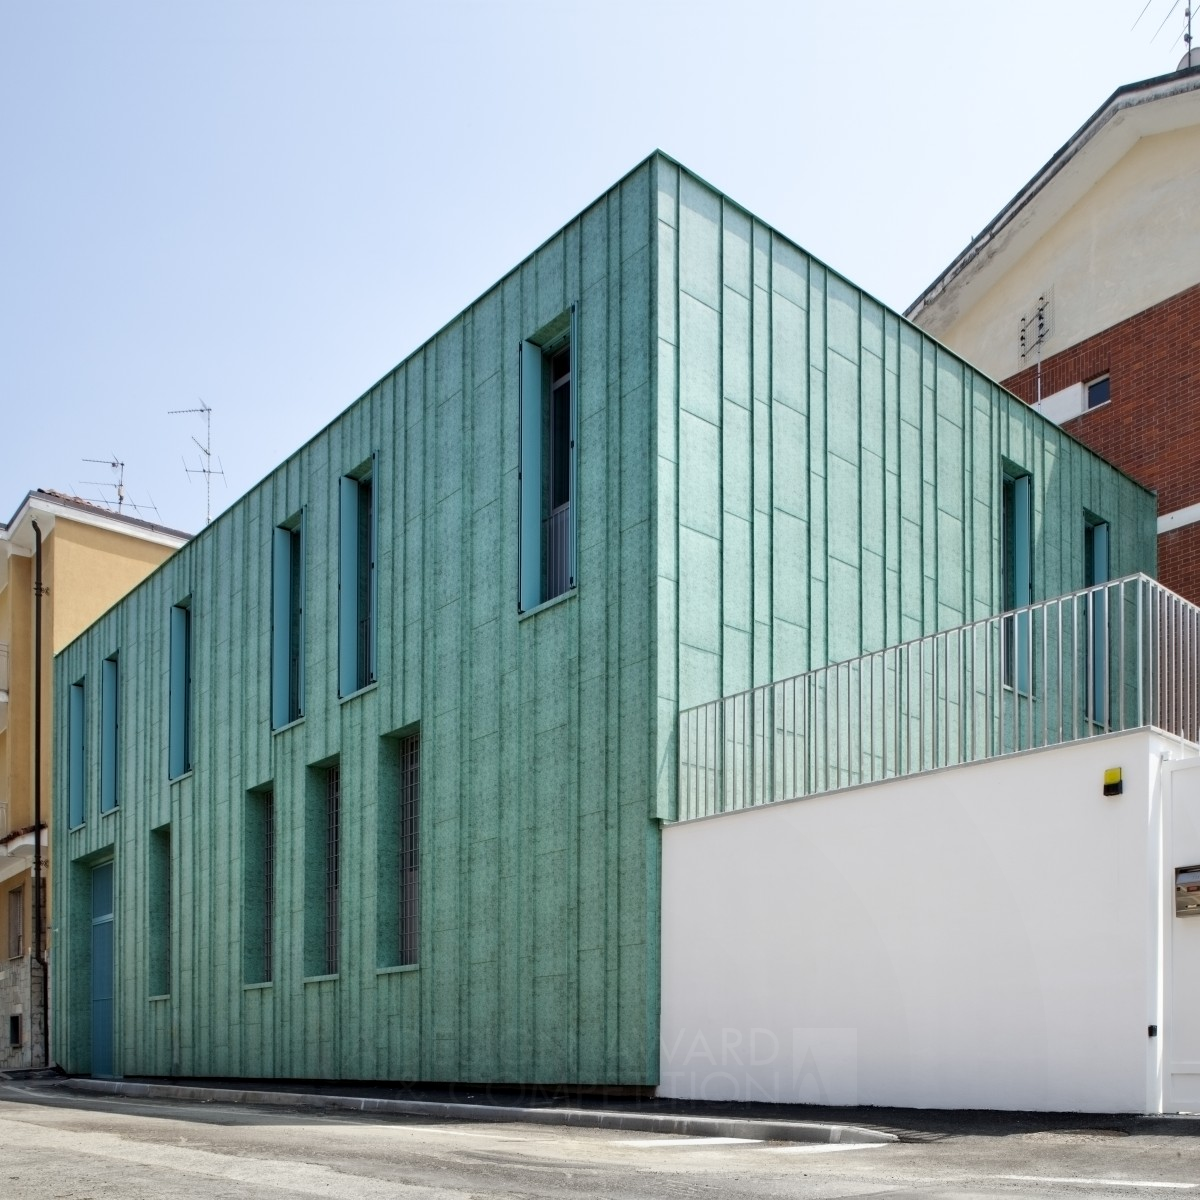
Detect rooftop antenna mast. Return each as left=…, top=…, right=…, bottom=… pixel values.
left=80, top=454, right=162, bottom=520
left=82, top=455, right=128, bottom=513
left=169, top=400, right=225, bottom=525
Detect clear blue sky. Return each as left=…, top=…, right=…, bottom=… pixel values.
left=0, top=0, right=1187, bottom=534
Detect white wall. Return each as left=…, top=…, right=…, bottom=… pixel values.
left=661, top=731, right=1195, bottom=1113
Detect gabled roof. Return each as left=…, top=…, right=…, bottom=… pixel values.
left=1, top=488, right=191, bottom=555
left=905, top=64, right=1200, bottom=327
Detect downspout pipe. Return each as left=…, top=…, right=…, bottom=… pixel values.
left=31, top=518, right=48, bottom=1067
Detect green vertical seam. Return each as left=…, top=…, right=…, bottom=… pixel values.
left=718, top=198, right=726, bottom=693
left=766, top=226, right=775, bottom=680
left=458, top=312, right=471, bottom=1081
left=857, top=290, right=864, bottom=659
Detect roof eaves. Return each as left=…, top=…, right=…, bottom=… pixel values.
left=905, top=64, right=1200, bottom=320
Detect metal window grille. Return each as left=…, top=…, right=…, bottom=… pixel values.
left=399, top=734, right=420, bottom=966
left=325, top=766, right=340, bottom=975
left=541, top=346, right=573, bottom=601
left=543, top=506, right=571, bottom=601
left=262, top=792, right=275, bottom=983
left=7, top=887, right=23, bottom=959
left=160, top=831, right=172, bottom=991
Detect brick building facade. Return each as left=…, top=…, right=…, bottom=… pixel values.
left=1001, top=283, right=1200, bottom=601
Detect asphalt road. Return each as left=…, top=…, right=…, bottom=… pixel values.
left=2, top=1081, right=1199, bottom=1199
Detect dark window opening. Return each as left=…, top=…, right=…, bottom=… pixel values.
left=1086, top=376, right=1110, bottom=409
left=339, top=469, right=376, bottom=695
left=272, top=521, right=304, bottom=728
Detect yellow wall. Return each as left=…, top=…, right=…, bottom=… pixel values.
left=0, top=510, right=182, bottom=954
left=50, top=520, right=176, bottom=652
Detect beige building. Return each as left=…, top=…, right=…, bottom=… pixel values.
left=1, top=490, right=188, bottom=1071
left=906, top=62, right=1200, bottom=602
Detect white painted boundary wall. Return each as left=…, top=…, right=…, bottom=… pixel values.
left=661, top=730, right=1198, bottom=1113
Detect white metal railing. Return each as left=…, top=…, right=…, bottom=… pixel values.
left=677, top=574, right=1200, bottom=822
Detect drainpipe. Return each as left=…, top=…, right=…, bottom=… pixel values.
left=31, top=518, right=48, bottom=1068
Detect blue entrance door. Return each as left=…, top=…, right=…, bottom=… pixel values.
left=91, top=862, right=114, bottom=1077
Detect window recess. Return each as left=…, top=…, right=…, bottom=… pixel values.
left=272, top=517, right=305, bottom=727
left=69, top=678, right=86, bottom=827
left=339, top=463, right=377, bottom=696
left=1002, top=471, right=1033, bottom=694
left=519, top=304, right=578, bottom=611
left=100, top=656, right=119, bottom=812
left=169, top=601, right=193, bottom=779
left=1085, top=517, right=1111, bottom=725
left=1086, top=375, right=1110, bottom=410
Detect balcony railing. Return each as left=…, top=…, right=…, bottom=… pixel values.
left=543, top=504, right=571, bottom=601
left=677, top=574, right=1200, bottom=822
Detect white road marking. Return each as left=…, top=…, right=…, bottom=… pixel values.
left=611, top=1135, right=761, bottom=1147
left=398, top=1125, right=530, bottom=1141
left=768, top=1142, right=890, bottom=1154
left=1000, top=1177, right=1197, bottom=1190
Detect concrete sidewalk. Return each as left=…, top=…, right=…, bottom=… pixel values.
left=45, top=1075, right=1200, bottom=1144
left=56, top=1076, right=896, bottom=1144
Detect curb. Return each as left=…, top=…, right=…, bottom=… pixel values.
left=56, top=1078, right=897, bottom=1144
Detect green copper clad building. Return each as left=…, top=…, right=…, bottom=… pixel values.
left=53, top=154, right=1156, bottom=1084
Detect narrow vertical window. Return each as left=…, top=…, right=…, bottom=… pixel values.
left=272, top=519, right=304, bottom=728
left=399, top=733, right=421, bottom=966
left=1085, top=518, right=1111, bottom=725
left=7, top=887, right=23, bottom=958
left=339, top=466, right=376, bottom=695
left=101, top=656, right=119, bottom=813
left=244, top=788, right=275, bottom=984
left=325, top=766, right=340, bottom=976
left=518, top=305, right=577, bottom=611
left=1002, top=472, right=1032, bottom=693
left=306, top=761, right=340, bottom=977
left=148, top=825, right=171, bottom=996
left=169, top=601, right=192, bottom=778
left=69, top=679, right=86, bottom=827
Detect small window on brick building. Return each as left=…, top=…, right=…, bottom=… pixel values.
left=9, top=1014, right=21, bottom=1047
left=1086, top=375, right=1110, bottom=409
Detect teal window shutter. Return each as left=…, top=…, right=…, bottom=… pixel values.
left=100, top=658, right=118, bottom=813
left=169, top=603, right=191, bottom=778
left=271, top=527, right=292, bottom=728
left=296, top=513, right=306, bottom=715
left=338, top=475, right=359, bottom=695
left=568, top=302, right=578, bottom=590
left=518, top=340, right=544, bottom=612
left=69, top=680, right=86, bottom=827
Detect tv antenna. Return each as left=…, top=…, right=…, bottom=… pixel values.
left=169, top=400, right=225, bottom=525
left=80, top=454, right=161, bottom=520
